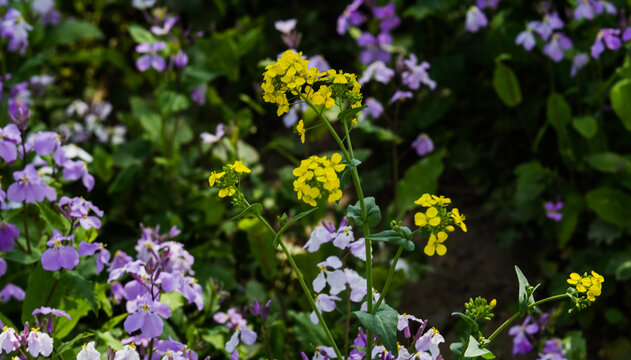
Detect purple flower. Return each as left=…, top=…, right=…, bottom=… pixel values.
left=312, top=256, right=346, bottom=293
left=191, top=85, right=206, bottom=105
left=398, top=313, right=424, bottom=338
left=25, top=131, right=66, bottom=166
left=0, top=326, right=20, bottom=353
left=59, top=196, right=104, bottom=230
left=0, top=221, right=20, bottom=252
left=534, top=13, right=564, bottom=41
left=476, top=0, right=499, bottom=10
left=412, top=133, right=434, bottom=156
left=591, top=28, right=621, bottom=59
left=308, top=55, right=330, bottom=71
left=571, top=53, right=589, bottom=77
left=225, top=320, right=257, bottom=353
left=136, top=42, right=167, bottom=72
left=363, top=97, right=383, bottom=120
left=8, top=100, right=31, bottom=131
left=79, top=242, right=110, bottom=272
left=274, top=19, right=297, bottom=34
left=214, top=308, right=244, bottom=328
left=402, top=54, right=436, bottom=90
left=465, top=6, right=487, bottom=33
left=0, top=123, right=21, bottom=162
left=200, top=124, right=225, bottom=144
left=358, top=61, right=395, bottom=85
left=543, top=33, right=572, bottom=62
left=623, top=27, right=631, bottom=42
left=41, top=230, right=79, bottom=271
left=0, top=258, right=5, bottom=278
left=124, top=295, right=172, bottom=338
left=538, top=339, right=567, bottom=360
left=516, top=22, right=538, bottom=51
left=389, top=90, right=413, bottom=104
left=358, top=32, right=392, bottom=65
left=0, top=283, right=25, bottom=302
left=337, top=0, right=365, bottom=35
left=150, top=16, right=178, bottom=36
left=158, top=271, right=203, bottom=310
left=174, top=50, right=188, bottom=68
left=545, top=200, right=563, bottom=221
left=1, top=8, right=33, bottom=54
left=574, top=0, right=595, bottom=20
left=63, top=160, right=95, bottom=191
left=373, top=3, right=400, bottom=33
left=310, top=294, right=341, bottom=324
left=592, top=0, right=616, bottom=15
left=32, top=306, right=71, bottom=320
left=508, top=315, right=539, bottom=355
left=32, top=0, right=55, bottom=16
left=7, top=164, right=57, bottom=204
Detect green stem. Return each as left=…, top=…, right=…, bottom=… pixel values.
left=485, top=294, right=569, bottom=345
left=305, top=100, right=375, bottom=356
left=372, top=246, right=403, bottom=313
left=250, top=208, right=344, bottom=360
left=22, top=202, right=31, bottom=254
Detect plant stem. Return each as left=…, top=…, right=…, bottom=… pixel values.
left=304, top=99, right=375, bottom=358
left=148, top=338, right=155, bottom=360
left=485, top=294, right=569, bottom=345
left=22, top=202, right=31, bottom=254
left=372, top=246, right=403, bottom=313
left=250, top=209, right=344, bottom=360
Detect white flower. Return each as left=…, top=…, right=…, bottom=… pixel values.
left=0, top=326, right=20, bottom=354
left=131, top=0, right=155, bottom=10
left=114, top=345, right=140, bottom=360
left=26, top=329, right=54, bottom=357
left=77, top=342, right=101, bottom=360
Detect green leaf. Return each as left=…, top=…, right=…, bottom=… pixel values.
left=37, top=203, right=70, bottom=233
left=464, top=336, right=496, bottom=359
left=584, top=153, right=631, bottom=173
left=129, top=24, right=157, bottom=43
left=44, top=20, right=103, bottom=45
left=493, top=62, right=522, bottom=107
left=156, top=90, right=190, bottom=115
left=394, top=150, right=445, bottom=218
left=272, top=207, right=318, bottom=247
left=356, top=121, right=401, bottom=142
left=547, top=93, right=572, bottom=130
left=100, top=313, right=128, bottom=332
left=347, top=197, right=381, bottom=228
left=56, top=332, right=93, bottom=355
left=451, top=312, right=479, bottom=332
left=368, top=230, right=415, bottom=251
left=2, top=248, right=42, bottom=264
left=615, top=261, right=631, bottom=281
left=181, top=67, right=222, bottom=89
left=515, top=266, right=535, bottom=317
left=239, top=218, right=277, bottom=279
left=62, top=271, right=99, bottom=315
left=572, top=116, right=598, bottom=138
left=585, top=187, right=631, bottom=227
left=231, top=203, right=263, bottom=221
left=22, top=264, right=64, bottom=323
left=449, top=342, right=464, bottom=357
left=354, top=303, right=399, bottom=355
left=54, top=296, right=91, bottom=338
left=339, top=159, right=361, bottom=192
left=610, top=79, right=631, bottom=132
left=289, top=310, right=328, bottom=347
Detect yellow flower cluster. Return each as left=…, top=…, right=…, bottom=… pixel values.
left=413, top=194, right=467, bottom=257
left=262, top=50, right=363, bottom=122
left=567, top=271, right=604, bottom=302
left=292, top=153, right=346, bottom=206
left=208, top=160, right=251, bottom=198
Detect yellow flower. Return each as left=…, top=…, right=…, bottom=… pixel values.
left=431, top=195, right=451, bottom=206
left=229, top=161, right=251, bottom=174
left=414, top=193, right=436, bottom=207
left=416, top=207, right=441, bottom=227
left=591, top=271, right=604, bottom=285
left=218, top=187, right=236, bottom=198
left=296, top=119, right=306, bottom=143
left=208, top=171, right=225, bottom=187
left=566, top=272, right=592, bottom=293
left=292, top=154, right=346, bottom=207
left=424, top=231, right=448, bottom=256
left=451, top=208, right=467, bottom=232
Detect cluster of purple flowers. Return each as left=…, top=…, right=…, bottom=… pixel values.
left=106, top=225, right=202, bottom=343
left=510, top=0, right=628, bottom=77
left=0, top=2, right=60, bottom=55
left=509, top=313, right=567, bottom=359
left=63, top=98, right=126, bottom=145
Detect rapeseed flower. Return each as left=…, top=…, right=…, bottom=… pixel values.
left=413, top=193, right=467, bottom=256
left=292, top=153, right=346, bottom=207
left=208, top=161, right=251, bottom=198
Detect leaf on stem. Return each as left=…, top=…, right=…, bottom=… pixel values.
left=272, top=207, right=319, bottom=247
left=515, top=266, right=537, bottom=317
left=231, top=203, right=263, bottom=221
left=347, top=197, right=381, bottom=228
left=367, top=230, right=415, bottom=251
left=353, top=303, right=399, bottom=356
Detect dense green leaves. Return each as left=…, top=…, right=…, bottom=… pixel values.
left=354, top=303, right=399, bottom=355
left=493, top=62, right=522, bottom=107
left=62, top=271, right=99, bottom=315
